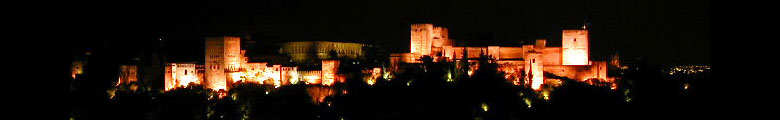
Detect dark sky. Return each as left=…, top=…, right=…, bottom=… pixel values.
left=70, top=0, right=709, bottom=65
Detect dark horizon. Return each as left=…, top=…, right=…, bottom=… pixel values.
left=69, top=0, right=710, bottom=65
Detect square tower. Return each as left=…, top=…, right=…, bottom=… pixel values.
left=411, top=24, right=434, bottom=56
left=321, top=60, right=339, bottom=86
left=411, top=23, right=452, bottom=61
left=524, top=52, right=544, bottom=91
left=205, top=36, right=241, bottom=91
left=562, top=30, right=589, bottom=65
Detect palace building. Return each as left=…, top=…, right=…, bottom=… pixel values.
left=118, top=23, right=613, bottom=92
left=390, top=23, right=611, bottom=91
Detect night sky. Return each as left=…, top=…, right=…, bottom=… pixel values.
left=69, top=0, right=709, bottom=65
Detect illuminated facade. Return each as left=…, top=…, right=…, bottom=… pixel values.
left=392, top=23, right=611, bottom=90
left=133, top=23, right=608, bottom=95
left=524, top=52, right=544, bottom=90
left=205, top=36, right=241, bottom=91
left=155, top=36, right=348, bottom=92
left=562, top=30, right=589, bottom=65
left=410, top=24, right=452, bottom=62
left=280, top=41, right=366, bottom=63
left=164, top=63, right=201, bottom=91
left=321, top=60, right=339, bottom=86
left=118, top=65, right=138, bottom=85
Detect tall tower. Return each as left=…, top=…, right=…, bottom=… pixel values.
left=205, top=36, right=241, bottom=91
left=411, top=24, right=434, bottom=56
left=524, top=52, right=544, bottom=91
left=431, top=26, right=451, bottom=57
left=562, top=30, right=589, bottom=65
left=321, top=60, right=339, bottom=86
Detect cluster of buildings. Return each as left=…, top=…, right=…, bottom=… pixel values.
left=109, top=23, right=616, bottom=92
left=157, top=37, right=359, bottom=91
left=390, top=24, right=614, bottom=90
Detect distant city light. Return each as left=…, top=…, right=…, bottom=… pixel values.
left=666, top=65, right=710, bottom=75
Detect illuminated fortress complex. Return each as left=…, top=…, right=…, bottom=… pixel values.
left=114, top=23, right=614, bottom=92
left=391, top=24, right=612, bottom=91
left=158, top=36, right=370, bottom=91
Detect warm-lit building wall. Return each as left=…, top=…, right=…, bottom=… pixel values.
left=322, top=60, right=339, bottom=86
left=243, top=62, right=267, bottom=83
left=164, top=63, right=200, bottom=91
left=592, top=61, right=608, bottom=81
left=440, top=46, right=524, bottom=61
left=225, top=38, right=242, bottom=72
left=524, top=52, right=544, bottom=91
left=118, top=65, right=138, bottom=85
left=466, top=47, right=487, bottom=58
left=299, top=70, right=322, bottom=84
left=562, top=30, right=589, bottom=65
left=431, top=27, right=451, bottom=48
left=165, top=65, right=173, bottom=90
left=522, top=45, right=535, bottom=54
left=281, top=41, right=365, bottom=63
left=400, top=53, right=420, bottom=63
left=205, top=36, right=241, bottom=91
left=543, top=62, right=608, bottom=82
left=487, top=46, right=500, bottom=59
left=280, top=67, right=298, bottom=85
left=392, top=24, right=610, bottom=87
left=431, top=27, right=451, bottom=57
left=196, top=65, right=205, bottom=84
left=175, top=63, right=199, bottom=86
left=444, top=47, right=466, bottom=60
left=498, top=47, right=524, bottom=60
left=442, top=46, right=454, bottom=60
left=411, top=24, right=434, bottom=56
left=542, top=47, right=562, bottom=65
